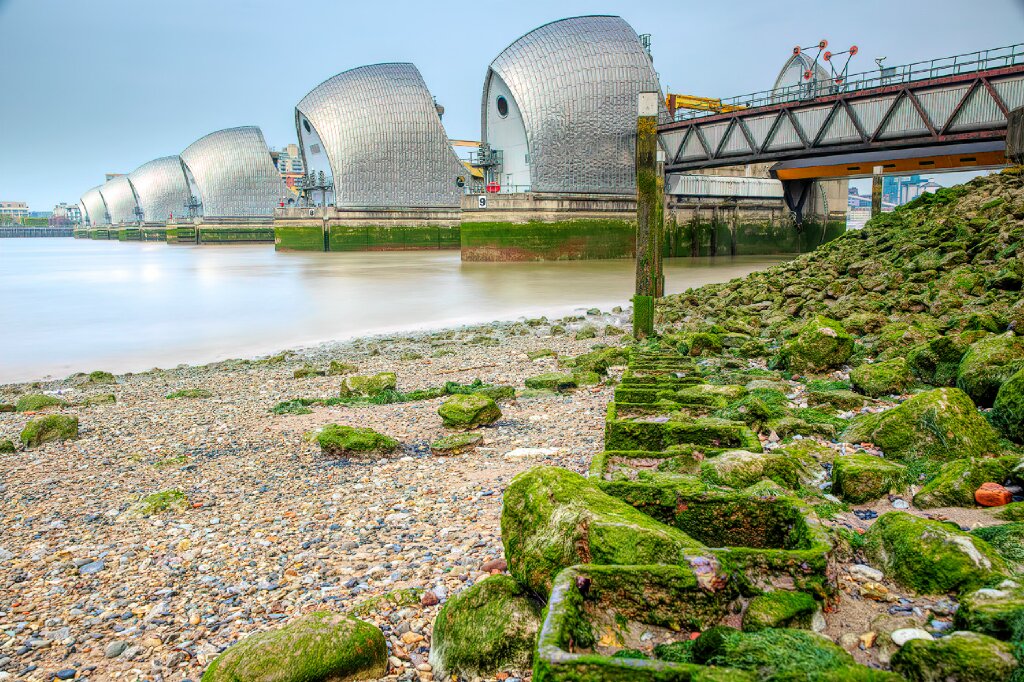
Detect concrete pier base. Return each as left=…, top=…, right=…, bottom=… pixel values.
left=460, top=193, right=637, bottom=262
left=167, top=219, right=274, bottom=245
left=273, top=206, right=461, bottom=252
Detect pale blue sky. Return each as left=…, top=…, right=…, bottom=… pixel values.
left=1, top=0, right=1022, bottom=209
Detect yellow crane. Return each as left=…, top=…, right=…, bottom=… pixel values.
left=665, top=94, right=746, bottom=116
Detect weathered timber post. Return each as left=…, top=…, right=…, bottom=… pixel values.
left=871, top=165, right=884, bottom=218
left=634, top=92, right=663, bottom=339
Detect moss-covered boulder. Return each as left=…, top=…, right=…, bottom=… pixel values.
left=15, top=394, right=65, bottom=412
left=831, top=454, right=908, bottom=503
left=841, top=388, right=1000, bottom=462
left=907, top=335, right=974, bottom=387
left=807, top=389, right=873, bottom=410
left=863, top=511, right=1008, bottom=593
left=83, top=393, right=116, bottom=406
left=20, top=414, right=78, bottom=448
left=201, top=611, right=386, bottom=682
left=913, top=457, right=1015, bottom=509
left=430, top=432, right=482, bottom=455
left=126, top=489, right=189, bottom=518
left=523, top=372, right=577, bottom=392
left=428, top=575, right=542, bottom=679
left=317, top=425, right=398, bottom=456
left=0, top=438, right=15, bottom=454
left=699, top=449, right=809, bottom=489
left=527, top=348, right=556, bottom=361
left=971, top=524, right=1024, bottom=566
left=993, top=368, right=1024, bottom=443
left=0, top=403, right=14, bottom=412
left=850, top=358, right=914, bottom=397
left=778, top=316, right=854, bottom=373
left=293, top=365, right=326, bottom=378
left=438, top=393, right=501, bottom=429
left=954, top=581, right=1024, bottom=640
left=957, top=334, right=1024, bottom=407
left=339, top=372, right=396, bottom=397
left=84, top=370, right=116, bottom=384
left=891, top=631, right=1018, bottom=682
left=500, top=466, right=702, bottom=596
left=166, top=388, right=213, bottom=399
left=741, top=591, right=819, bottom=632
left=328, top=361, right=357, bottom=375
left=694, top=627, right=854, bottom=678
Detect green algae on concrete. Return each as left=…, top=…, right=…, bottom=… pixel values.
left=863, top=511, right=1008, bottom=594
left=274, top=224, right=325, bottom=252
left=126, top=489, right=189, bottom=518
left=841, top=387, right=1000, bottom=462
left=500, top=466, right=703, bottom=597
left=317, top=425, right=398, bottom=457
left=831, top=454, right=909, bottom=504
left=438, top=393, right=501, bottom=429
left=328, top=224, right=459, bottom=252
left=165, top=389, right=213, bottom=400
left=694, top=627, right=854, bottom=678
left=913, top=457, right=1016, bottom=509
left=776, top=316, right=854, bottom=373
left=524, top=372, right=578, bottom=392
left=741, top=591, right=818, bottom=632
left=957, top=334, right=1024, bottom=407
left=850, top=358, right=914, bottom=397
left=460, top=219, right=636, bottom=262
left=993, top=368, right=1024, bottom=443
left=699, top=449, right=809, bottom=489
left=891, top=630, right=1018, bottom=682
left=20, top=414, right=78, bottom=448
left=201, top=611, right=386, bottom=682
left=428, top=575, right=542, bottom=679
left=339, top=372, right=397, bottom=397
left=15, top=394, right=65, bottom=412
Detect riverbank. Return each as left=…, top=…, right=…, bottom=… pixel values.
left=0, top=313, right=628, bottom=681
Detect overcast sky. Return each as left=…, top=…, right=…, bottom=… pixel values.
left=1, top=0, right=1022, bottom=209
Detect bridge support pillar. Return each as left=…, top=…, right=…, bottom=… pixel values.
left=781, top=179, right=813, bottom=226
left=871, top=165, right=884, bottom=219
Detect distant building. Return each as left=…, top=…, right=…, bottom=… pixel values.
left=881, top=175, right=942, bottom=206
left=51, top=203, right=81, bottom=225
left=271, top=143, right=304, bottom=196
left=105, top=173, right=125, bottom=182
left=0, top=201, right=29, bottom=223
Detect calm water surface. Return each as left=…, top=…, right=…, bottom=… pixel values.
left=0, top=239, right=791, bottom=383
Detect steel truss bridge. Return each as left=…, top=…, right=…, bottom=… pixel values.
left=658, top=44, right=1024, bottom=217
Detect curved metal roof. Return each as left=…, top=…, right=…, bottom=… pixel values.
left=774, top=52, right=831, bottom=91
left=296, top=62, right=464, bottom=208
left=179, top=126, right=285, bottom=217
left=98, top=175, right=139, bottom=225
left=80, top=186, right=109, bottom=226
left=483, top=15, right=661, bottom=194
left=128, top=156, right=191, bottom=224
left=77, top=201, right=87, bottom=224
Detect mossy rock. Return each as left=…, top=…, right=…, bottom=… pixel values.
left=841, top=387, right=1000, bottom=462
left=316, top=425, right=398, bottom=456
left=15, top=394, right=65, bottom=412
left=687, top=332, right=724, bottom=357
left=863, top=511, right=1008, bottom=594
left=126, top=489, right=189, bottom=518
left=201, top=611, right=386, bottom=682
left=293, top=365, right=326, bottom=378
left=850, top=358, right=914, bottom=397
left=575, top=325, right=598, bottom=340
left=339, top=372, right=396, bottom=397
left=695, top=627, right=854, bottom=677
left=0, top=438, right=15, bottom=454
left=428, top=575, right=542, bottom=679
left=700, top=449, right=809, bottom=489
left=831, top=454, right=908, bottom=503
left=768, top=416, right=837, bottom=440
left=500, top=466, right=702, bottom=597
left=468, top=334, right=500, bottom=346
left=84, top=370, right=116, bottom=384
left=20, top=414, right=78, bottom=448
left=778, top=316, right=854, bottom=373
left=438, top=393, right=501, bottom=429
left=430, top=432, right=483, bottom=455
left=996, top=502, right=1024, bottom=521
left=527, top=348, right=556, bottom=361
left=891, top=631, right=1018, bottom=682
left=83, top=393, right=116, bottom=406
left=954, top=581, right=1024, bottom=640
left=472, top=385, right=516, bottom=402
left=779, top=438, right=837, bottom=465
left=166, top=388, right=213, bottom=400
left=563, top=346, right=629, bottom=374
left=957, top=334, right=1024, bottom=407
left=327, top=361, right=358, bottom=375
left=907, top=335, right=974, bottom=387
left=714, top=390, right=789, bottom=429
left=913, top=457, right=1016, bottom=509
left=807, top=389, right=872, bottom=410
left=571, top=369, right=602, bottom=386
left=993, top=368, right=1024, bottom=443
left=741, top=591, right=818, bottom=632
left=0, top=403, right=14, bottom=412
left=524, top=372, right=577, bottom=392
left=971, top=524, right=1024, bottom=566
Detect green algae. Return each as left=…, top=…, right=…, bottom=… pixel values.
left=831, top=454, right=909, bottom=503
left=850, top=358, right=914, bottom=397
left=438, top=393, right=501, bottom=429
left=957, top=334, right=1024, bottom=407
left=316, top=425, right=398, bottom=456
left=127, top=489, right=189, bottom=518
left=165, top=389, right=213, bottom=400
left=891, top=631, right=1018, bottom=682
left=994, top=368, right=1024, bottom=443
left=741, top=591, right=818, bottom=632
left=913, top=457, right=1016, bottom=508
left=20, top=414, right=78, bottom=448
left=15, top=394, right=65, bottom=412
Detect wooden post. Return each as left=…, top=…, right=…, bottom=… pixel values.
left=871, top=165, right=883, bottom=218
left=634, top=92, right=663, bottom=339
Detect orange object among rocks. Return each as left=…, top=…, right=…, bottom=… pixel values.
left=976, top=482, right=1013, bottom=507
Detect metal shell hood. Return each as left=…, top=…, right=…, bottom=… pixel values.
left=179, top=126, right=285, bottom=217
left=98, top=176, right=139, bottom=225
left=128, top=156, right=191, bottom=224
left=483, top=15, right=661, bottom=195
left=80, top=186, right=109, bottom=226
left=296, top=62, right=464, bottom=208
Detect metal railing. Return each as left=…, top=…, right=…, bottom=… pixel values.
left=667, top=43, right=1024, bottom=122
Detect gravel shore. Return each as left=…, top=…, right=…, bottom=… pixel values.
left=0, top=311, right=626, bottom=681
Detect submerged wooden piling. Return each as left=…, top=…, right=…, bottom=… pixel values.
left=634, top=92, right=664, bottom=339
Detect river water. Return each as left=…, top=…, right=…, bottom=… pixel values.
left=0, top=239, right=791, bottom=383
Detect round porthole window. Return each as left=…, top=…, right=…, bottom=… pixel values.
left=496, top=95, right=509, bottom=118
left=302, top=118, right=311, bottom=134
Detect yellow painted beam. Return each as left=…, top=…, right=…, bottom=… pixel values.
left=773, top=150, right=1008, bottom=180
